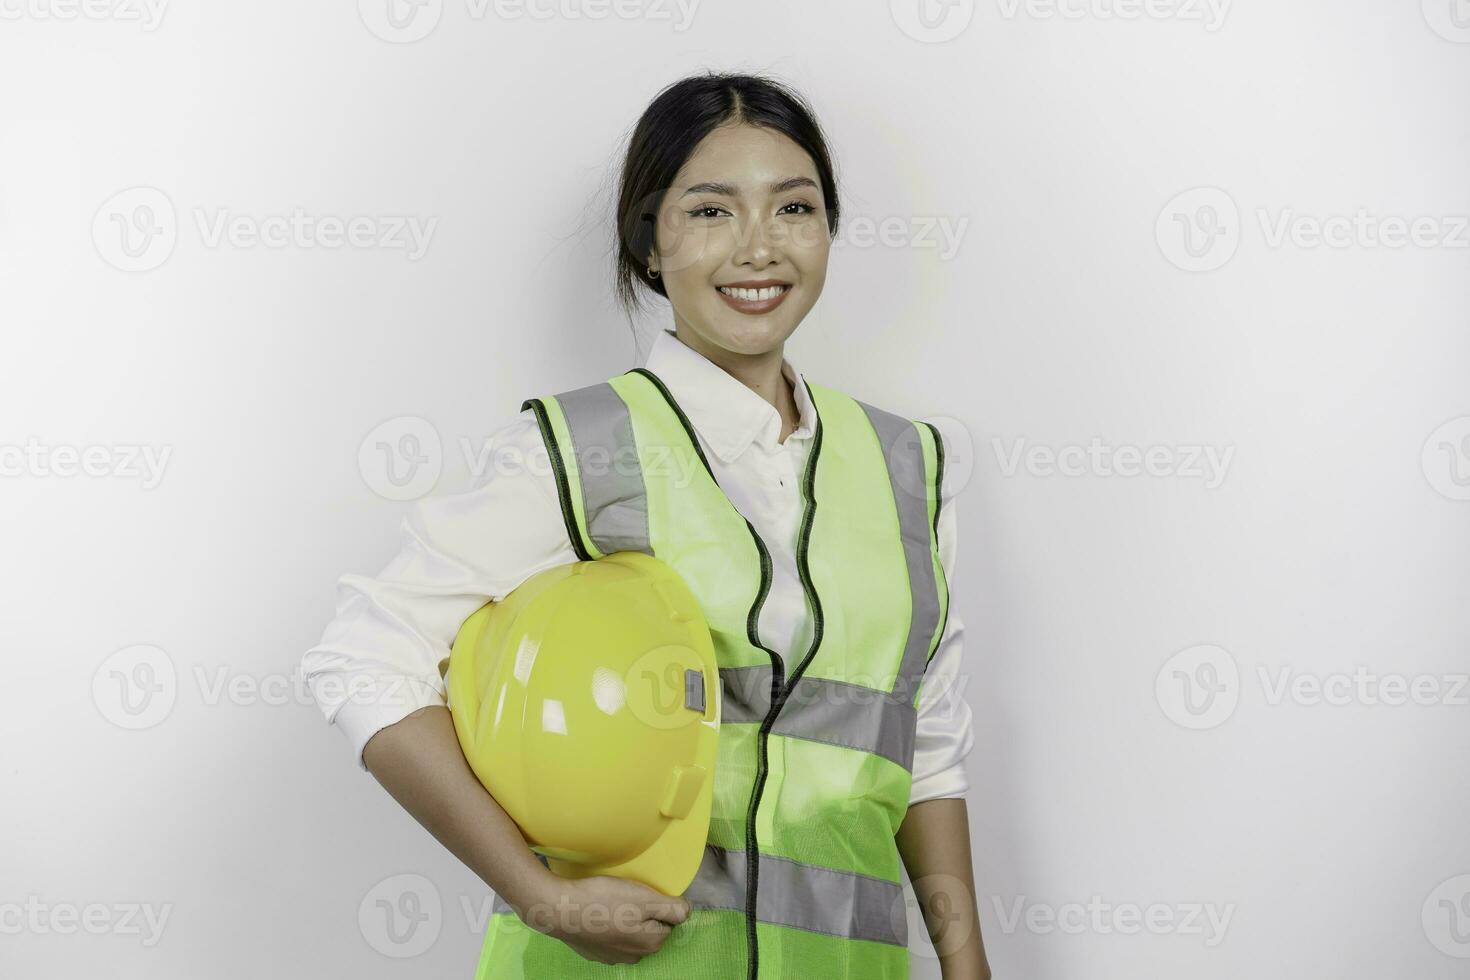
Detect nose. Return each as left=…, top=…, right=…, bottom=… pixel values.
left=730, top=211, right=786, bottom=269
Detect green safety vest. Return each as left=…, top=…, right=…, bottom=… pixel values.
left=476, top=365, right=951, bottom=979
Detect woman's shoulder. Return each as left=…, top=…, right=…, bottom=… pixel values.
left=458, top=406, right=551, bottom=493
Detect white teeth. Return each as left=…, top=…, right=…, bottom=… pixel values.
left=718, top=285, right=788, bottom=301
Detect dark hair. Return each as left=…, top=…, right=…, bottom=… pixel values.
left=613, top=71, right=842, bottom=319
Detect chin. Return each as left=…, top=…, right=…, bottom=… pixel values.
left=706, top=314, right=796, bottom=355
left=716, top=327, right=788, bottom=357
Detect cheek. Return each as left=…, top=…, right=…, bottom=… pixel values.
left=782, top=216, right=830, bottom=255
left=655, top=214, right=722, bottom=279
left=792, top=238, right=830, bottom=286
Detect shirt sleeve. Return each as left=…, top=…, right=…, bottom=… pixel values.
left=908, top=421, right=976, bottom=805
left=298, top=409, right=577, bottom=771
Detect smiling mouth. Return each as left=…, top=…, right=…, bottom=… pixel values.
left=714, top=283, right=792, bottom=314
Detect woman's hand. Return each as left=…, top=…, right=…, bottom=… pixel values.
left=358, top=708, right=692, bottom=964
left=512, top=872, right=692, bottom=965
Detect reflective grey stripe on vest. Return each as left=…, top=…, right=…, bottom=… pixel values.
left=685, top=845, right=907, bottom=947
left=720, top=665, right=919, bottom=771
left=491, top=846, right=908, bottom=948
left=855, top=401, right=943, bottom=703
left=556, top=382, right=651, bottom=556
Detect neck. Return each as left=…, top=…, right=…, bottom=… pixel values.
left=669, top=325, right=801, bottom=442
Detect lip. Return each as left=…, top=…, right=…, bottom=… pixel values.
left=714, top=282, right=792, bottom=316
left=717, top=279, right=791, bottom=289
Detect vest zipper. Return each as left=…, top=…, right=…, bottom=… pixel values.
left=742, top=407, right=827, bottom=980
left=626, top=367, right=827, bottom=980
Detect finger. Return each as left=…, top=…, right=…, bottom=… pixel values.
left=638, top=918, right=672, bottom=938
left=647, top=898, right=691, bottom=926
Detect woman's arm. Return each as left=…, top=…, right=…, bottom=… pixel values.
left=361, top=703, right=552, bottom=915
left=301, top=411, right=572, bottom=915
left=301, top=410, right=688, bottom=963
left=362, top=704, right=690, bottom=964
left=901, top=425, right=989, bottom=976
left=896, top=798, right=991, bottom=980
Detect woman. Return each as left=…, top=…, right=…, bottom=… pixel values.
left=301, top=71, right=990, bottom=979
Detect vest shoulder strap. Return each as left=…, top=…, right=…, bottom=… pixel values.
left=818, top=383, right=952, bottom=685
left=821, top=383, right=949, bottom=548
left=519, top=378, right=642, bottom=563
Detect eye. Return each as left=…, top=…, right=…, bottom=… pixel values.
left=686, top=201, right=818, bottom=220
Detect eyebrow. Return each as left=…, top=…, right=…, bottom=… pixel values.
left=679, top=176, right=819, bottom=198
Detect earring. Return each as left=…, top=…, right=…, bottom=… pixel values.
left=647, top=267, right=659, bottom=279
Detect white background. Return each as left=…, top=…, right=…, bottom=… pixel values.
left=2, top=1, right=1468, bottom=977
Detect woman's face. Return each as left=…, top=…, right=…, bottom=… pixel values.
left=648, top=123, right=830, bottom=357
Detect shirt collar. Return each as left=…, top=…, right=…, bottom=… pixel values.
left=642, top=328, right=816, bottom=464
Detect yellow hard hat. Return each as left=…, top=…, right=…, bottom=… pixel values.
left=444, top=551, right=720, bottom=896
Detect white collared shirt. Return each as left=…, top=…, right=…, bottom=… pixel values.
left=301, top=328, right=974, bottom=803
